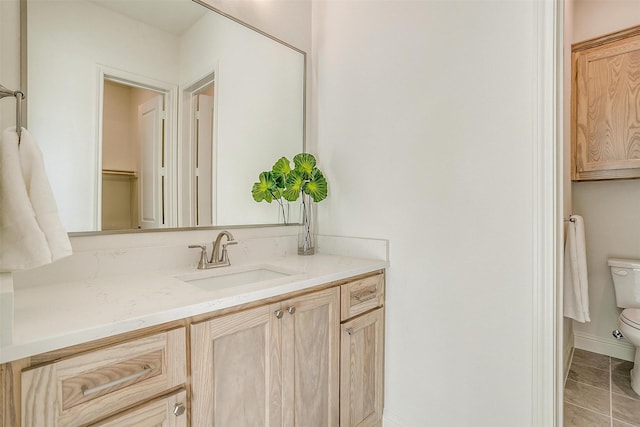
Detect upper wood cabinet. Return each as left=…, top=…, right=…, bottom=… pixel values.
left=572, top=25, right=640, bottom=181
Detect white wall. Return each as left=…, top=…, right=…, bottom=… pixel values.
left=570, top=0, right=640, bottom=361
left=313, top=1, right=539, bottom=425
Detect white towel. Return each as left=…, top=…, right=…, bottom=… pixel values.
left=0, top=127, right=72, bottom=271
left=563, top=214, right=590, bottom=323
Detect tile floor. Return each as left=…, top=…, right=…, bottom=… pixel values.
left=564, top=349, right=640, bottom=426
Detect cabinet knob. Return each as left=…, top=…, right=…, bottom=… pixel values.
left=346, top=328, right=353, bottom=336
left=287, top=306, right=296, bottom=315
left=274, top=309, right=284, bottom=319
left=173, top=403, right=186, bottom=416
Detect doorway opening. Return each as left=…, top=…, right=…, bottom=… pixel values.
left=99, top=76, right=173, bottom=231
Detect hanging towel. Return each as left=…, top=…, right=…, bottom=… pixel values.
left=0, top=127, right=72, bottom=271
left=563, top=214, right=590, bottom=323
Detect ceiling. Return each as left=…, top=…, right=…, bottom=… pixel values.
left=89, top=0, right=208, bottom=35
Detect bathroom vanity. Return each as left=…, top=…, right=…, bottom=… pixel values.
left=3, top=0, right=389, bottom=423
left=0, top=234, right=387, bottom=427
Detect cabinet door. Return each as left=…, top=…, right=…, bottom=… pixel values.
left=90, top=390, right=187, bottom=427
left=191, top=304, right=282, bottom=426
left=281, top=287, right=340, bottom=427
left=572, top=30, right=640, bottom=180
left=340, top=308, right=384, bottom=427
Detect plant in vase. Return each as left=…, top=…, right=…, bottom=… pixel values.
left=251, top=153, right=328, bottom=255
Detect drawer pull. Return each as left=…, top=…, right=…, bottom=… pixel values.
left=81, top=364, right=151, bottom=397
left=354, top=291, right=376, bottom=302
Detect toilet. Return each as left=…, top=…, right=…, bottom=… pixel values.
left=608, top=258, right=640, bottom=395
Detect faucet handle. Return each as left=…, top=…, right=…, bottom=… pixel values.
left=188, top=245, right=208, bottom=269
left=219, top=240, right=238, bottom=265
left=222, top=240, right=238, bottom=249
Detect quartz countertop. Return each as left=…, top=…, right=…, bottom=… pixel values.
left=1, top=253, right=387, bottom=364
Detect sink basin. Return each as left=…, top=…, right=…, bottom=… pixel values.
left=176, top=266, right=295, bottom=291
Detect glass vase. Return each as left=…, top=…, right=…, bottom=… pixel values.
left=277, top=200, right=290, bottom=225
left=298, top=193, right=315, bottom=255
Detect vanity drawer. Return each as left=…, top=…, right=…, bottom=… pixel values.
left=21, top=328, right=186, bottom=427
left=89, top=389, right=187, bottom=427
left=341, top=273, right=384, bottom=321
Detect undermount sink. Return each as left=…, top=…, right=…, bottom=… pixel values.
left=176, top=266, right=296, bottom=291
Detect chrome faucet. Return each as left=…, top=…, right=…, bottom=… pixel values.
left=188, top=231, right=238, bottom=269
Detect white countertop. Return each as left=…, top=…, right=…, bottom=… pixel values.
left=1, top=253, right=387, bottom=363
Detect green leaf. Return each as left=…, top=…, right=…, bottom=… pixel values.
left=283, top=170, right=303, bottom=201
left=302, top=169, right=328, bottom=202
left=251, top=171, right=276, bottom=203
left=293, top=153, right=316, bottom=179
left=253, top=153, right=327, bottom=205
left=271, top=157, right=291, bottom=188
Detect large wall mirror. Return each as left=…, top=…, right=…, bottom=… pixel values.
left=25, top=0, right=305, bottom=233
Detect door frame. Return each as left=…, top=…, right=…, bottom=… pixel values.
left=532, top=0, right=564, bottom=425
left=179, top=71, right=218, bottom=227
left=96, top=65, right=178, bottom=229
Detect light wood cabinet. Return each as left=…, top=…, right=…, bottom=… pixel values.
left=340, top=309, right=384, bottom=427
left=191, top=287, right=340, bottom=427
left=340, top=274, right=384, bottom=321
left=280, top=288, right=340, bottom=426
left=2, top=270, right=385, bottom=427
left=572, top=25, right=640, bottom=181
left=20, top=328, right=186, bottom=427
left=90, top=390, right=187, bottom=427
left=340, top=276, right=385, bottom=427
left=190, top=303, right=282, bottom=426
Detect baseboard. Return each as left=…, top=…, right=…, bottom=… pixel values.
left=574, top=330, right=635, bottom=361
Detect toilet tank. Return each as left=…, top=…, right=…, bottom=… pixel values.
left=608, top=258, right=640, bottom=308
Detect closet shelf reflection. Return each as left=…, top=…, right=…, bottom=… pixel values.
left=102, top=169, right=137, bottom=178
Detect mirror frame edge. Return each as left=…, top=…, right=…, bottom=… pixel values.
left=19, top=0, right=308, bottom=237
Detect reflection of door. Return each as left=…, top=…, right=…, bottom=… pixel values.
left=196, top=92, right=214, bottom=226
left=138, top=96, right=165, bottom=229
left=180, top=73, right=216, bottom=228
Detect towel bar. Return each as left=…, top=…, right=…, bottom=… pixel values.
left=0, top=83, right=25, bottom=144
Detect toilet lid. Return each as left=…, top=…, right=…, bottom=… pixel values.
left=621, top=308, right=640, bottom=327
